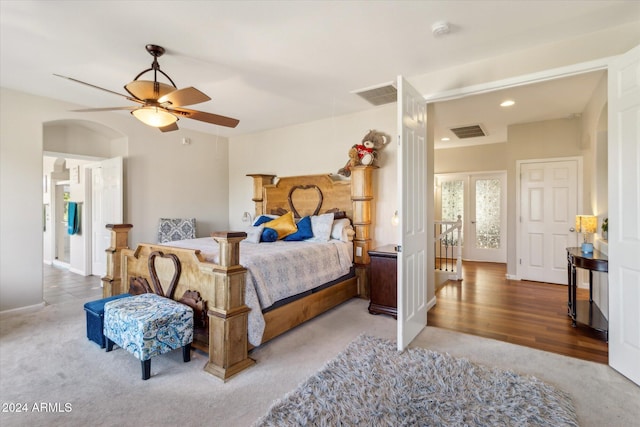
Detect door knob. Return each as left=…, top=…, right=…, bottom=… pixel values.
left=569, top=227, right=575, bottom=232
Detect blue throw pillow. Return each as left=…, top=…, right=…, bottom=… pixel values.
left=260, top=227, right=278, bottom=242
left=254, top=215, right=274, bottom=226
left=283, top=216, right=314, bottom=241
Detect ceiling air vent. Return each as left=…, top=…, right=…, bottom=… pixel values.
left=352, top=82, right=397, bottom=106
left=449, top=124, right=487, bottom=139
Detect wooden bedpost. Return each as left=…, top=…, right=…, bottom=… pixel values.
left=101, top=224, right=133, bottom=298
left=204, top=231, right=256, bottom=381
left=246, top=174, right=276, bottom=217
left=350, top=166, right=375, bottom=299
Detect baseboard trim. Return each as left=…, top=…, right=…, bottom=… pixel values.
left=68, top=267, right=87, bottom=276
left=426, top=296, right=437, bottom=311
left=0, top=301, right=46, bottom=317
left=505, top=274, right=519, bottom=280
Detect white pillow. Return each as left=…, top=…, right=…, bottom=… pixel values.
left=331, top=218, right=353, bottom=242
left=245, top=225, right=264, bottom=243
left=307, top=213, right=334, bottom=242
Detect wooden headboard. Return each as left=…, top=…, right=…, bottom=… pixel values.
left=247, top=167, right=375, bottom=297
left=252, top=174, right=352, bottom=219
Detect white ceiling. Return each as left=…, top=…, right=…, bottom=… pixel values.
left=1, top=1, right=637, bottom=144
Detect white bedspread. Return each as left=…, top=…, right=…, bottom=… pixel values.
left=163, top=238, right=353, bottom=346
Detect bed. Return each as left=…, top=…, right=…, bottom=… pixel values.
left=100, top=167, right=376, bottom=381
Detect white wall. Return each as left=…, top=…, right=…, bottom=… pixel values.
left=0, top=88, right=230, bottom=311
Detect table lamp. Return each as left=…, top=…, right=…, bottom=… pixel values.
left=576, top=215, right=597, bottom=253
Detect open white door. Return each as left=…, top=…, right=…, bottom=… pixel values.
left=397, top=76, right=428, bottom=351
left=608, top=44, right=640, bottom=386
left=91, top=156, right=123, bottom=277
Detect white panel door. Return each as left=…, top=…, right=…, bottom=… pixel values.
left=608, top=44, right=640, bottom=386
left=91, top=157, right=123, bottom=277
left=520, top=160, right=579, bottom=284
left=397, top=76, right=428, bottom=351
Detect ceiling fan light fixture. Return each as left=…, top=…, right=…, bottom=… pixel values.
left=132, top=106, right=178, bottom=128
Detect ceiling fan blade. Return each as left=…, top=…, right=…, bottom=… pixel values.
left=54, top=74, right=142, bottom=104
left=125, top=80, right=175, bottom=101
left=173, top=107, right=240, bottom=128
left=158, top=87, right=211, bottom=107
left=71, top=106, right=136, bottom=112
left=159, top=122, right=179, bottom=133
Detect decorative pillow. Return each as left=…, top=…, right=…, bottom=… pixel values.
left=263, top=211, right=298, bottom=239
left=158, top=218, right=196, bottom=243
left=245, top=225, right=264, bottom=244
left=253, top=215, right=277, bottom=226
left=331, top=218, right=353, bottom=242
left=307, top=213, right=334, bottom=242
left=260, top=227, right=278, bottom=243
left=283, top=216, right=314, bottom=241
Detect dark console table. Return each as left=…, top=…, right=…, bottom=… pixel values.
left=566, top=247, right=608, bottom=340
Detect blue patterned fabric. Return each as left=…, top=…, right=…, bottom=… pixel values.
left=103, top=293, right=193, bottom=361
left=157, top=218, right=196, bottom=243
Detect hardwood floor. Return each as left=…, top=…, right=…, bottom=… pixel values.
left=428, top=261, right=608, bottom=364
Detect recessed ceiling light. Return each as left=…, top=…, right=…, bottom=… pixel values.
left=500, top=100, right=515, bottom=107
left=441, top=137, right=450, bottom=142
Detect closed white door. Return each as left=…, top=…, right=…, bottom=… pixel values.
left=91, top=157, right=123, bottom=276
left=519, top=160, right=579, bottom=284
left=397, top=76, right=428, bottom=351
left=608, top=44, right=640, bottom=386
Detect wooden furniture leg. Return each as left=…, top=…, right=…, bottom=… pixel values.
left=101, top=224, right=133, bottom=298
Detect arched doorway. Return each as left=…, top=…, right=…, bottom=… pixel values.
left=42, top=119, right=127, bottom=279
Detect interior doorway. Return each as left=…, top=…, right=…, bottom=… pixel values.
left=42, top=119, right=127, bottom=282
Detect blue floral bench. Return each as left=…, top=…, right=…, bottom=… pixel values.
left=104, top=293, right=194, bottom=380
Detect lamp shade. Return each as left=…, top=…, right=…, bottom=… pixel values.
left=132, top=107, right=177, bottom=128
left=575, top=215, right=597, bottom=234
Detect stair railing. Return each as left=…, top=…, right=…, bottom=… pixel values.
left=434, top=215, right=463, bottom=281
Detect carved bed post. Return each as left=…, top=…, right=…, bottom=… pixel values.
left=247, top=174, right=276, bottom=218
left=350, top=166, right=375, bottom=299
left=101, top=224, right=133, bottom=298
left=204, top=231, right=256, bottom=381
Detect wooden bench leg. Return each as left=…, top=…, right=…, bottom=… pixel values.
left=141, top=359, right=151, bottom=380
left=105, top=338, right=114, bottom=352
left=182, top=344, right=191, bottom=363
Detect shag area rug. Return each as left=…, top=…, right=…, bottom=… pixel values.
left=255, top=335, right=578, bottom=426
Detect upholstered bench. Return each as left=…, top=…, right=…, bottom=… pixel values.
left=84, top=294, right=132, bottom=348
left=103, top=293, right=194, bottom=380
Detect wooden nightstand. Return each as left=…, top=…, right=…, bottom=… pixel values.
left=368, top=245, right=397, bottom=319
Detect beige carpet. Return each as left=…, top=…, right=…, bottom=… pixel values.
left=0, top=297, right=638, bottom=426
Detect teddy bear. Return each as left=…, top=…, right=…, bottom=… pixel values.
left=338, top=130, right=389, bottom=177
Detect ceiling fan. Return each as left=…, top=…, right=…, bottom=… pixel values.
left=55, top=44, right=239, bottom=132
